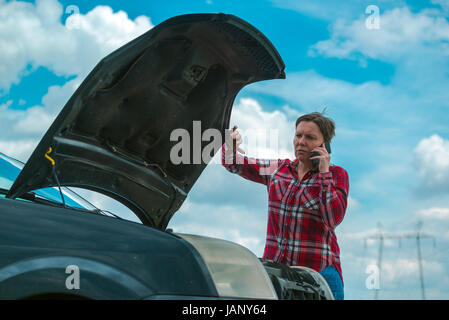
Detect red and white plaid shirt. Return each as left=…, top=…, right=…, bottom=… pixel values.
left=221, top=144, right=349, bottom=283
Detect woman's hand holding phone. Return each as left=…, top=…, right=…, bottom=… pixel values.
left=309, top=142, right=331, bottom=173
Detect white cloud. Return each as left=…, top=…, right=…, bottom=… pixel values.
left=431, top=0, right=449, bottom=15
left=12, top=106, right=54, bottom=134
left=0, top=139, right=40, bottom=162
left=0, top=100, right=12, bottom=108
left=248, top=6, right=449, bottom=131
left=281, top=104, right=301, bottom=119
left=0, top=77, right=83, bottom=161
left=249, top=70, right=403, bottom=118
left=0, top=0, right=153, bottom=91
left=197, top=97, right=296, bottom=167
left=413, top=207, right=449, bottom=241
left=347, top=196, right=361, bottom=211
left=414, top=134, right=449, bottom=191
left=417, top=207, right=449, bottom=221
left=270, top=0, right=404, bottom=22
left=309, top=6, right=449, bottom=61
left=229, top=97, right=295, bottom=159
left=306, top=5, right=449, bottom=103
left=41, top=77, right=83, bottom=114
left=380, top=258, right=444, bottom=284
left=0, top=0, right=153, bottom=160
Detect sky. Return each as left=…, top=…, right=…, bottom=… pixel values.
left=1, top=0, right=449, bottom=300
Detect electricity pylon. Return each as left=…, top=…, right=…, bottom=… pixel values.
left=364, top=221, right=436, bottom=300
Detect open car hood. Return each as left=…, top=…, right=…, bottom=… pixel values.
left=7, top=13, right=285, bottom=230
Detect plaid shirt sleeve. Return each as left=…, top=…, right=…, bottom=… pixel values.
left=317, top=167, right=349, bottom=229
left=221, top=144, right=282, bottom=185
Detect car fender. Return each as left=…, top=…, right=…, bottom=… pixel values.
left=0, top=256, right=154, bottom=299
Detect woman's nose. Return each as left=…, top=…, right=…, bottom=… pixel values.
left=295, top=136, right=305, bottom=145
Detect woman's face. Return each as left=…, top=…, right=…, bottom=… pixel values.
left=293, top=121, right=324, bottom=162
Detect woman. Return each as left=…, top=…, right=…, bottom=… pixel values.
left=222, top=112, right=349, bottom=300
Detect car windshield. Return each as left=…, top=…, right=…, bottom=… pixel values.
left=0, top=152, right=97, bottom=211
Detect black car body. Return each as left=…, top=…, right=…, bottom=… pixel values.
left=0, top=13, right=334, bottom=300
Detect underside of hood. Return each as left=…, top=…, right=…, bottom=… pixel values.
left=7, top=13, right=285, bottom=230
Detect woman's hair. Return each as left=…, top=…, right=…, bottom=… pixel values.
left=295, top=112, right=336, bottom=143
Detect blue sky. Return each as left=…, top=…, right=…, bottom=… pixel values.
left=1, top=0, right=449, bottom=299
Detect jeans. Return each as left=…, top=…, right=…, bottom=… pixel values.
left=319, top=265, right=344, bottom=300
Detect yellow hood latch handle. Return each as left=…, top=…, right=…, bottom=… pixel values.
left=45, top=147, right=55, bottom=166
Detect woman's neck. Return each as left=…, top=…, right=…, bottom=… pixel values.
left=297, top=160, right=313, bottom=174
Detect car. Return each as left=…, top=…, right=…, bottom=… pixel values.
left=0, top=13, right=334, bottom=300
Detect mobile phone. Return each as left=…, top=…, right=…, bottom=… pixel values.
left=311, top=141, right=331, bottom=167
